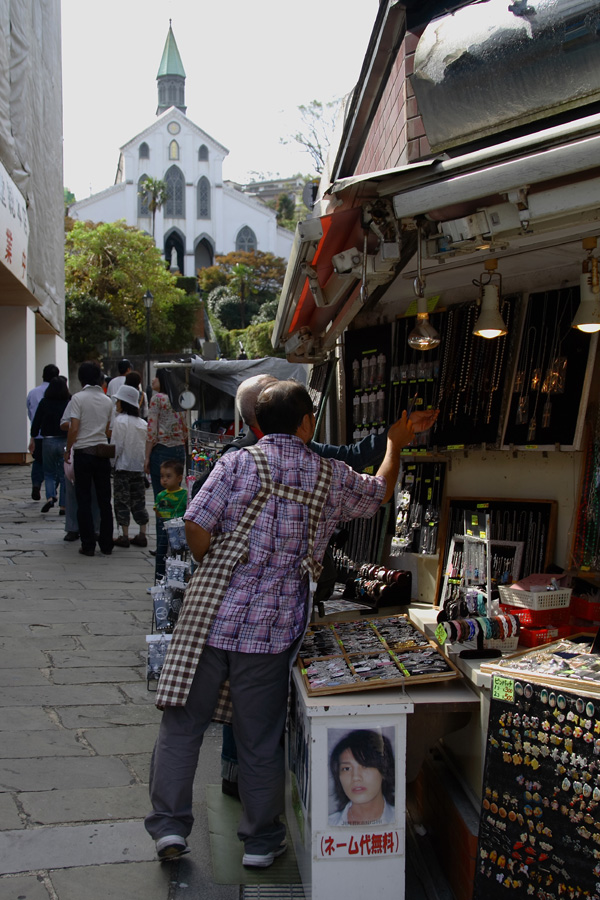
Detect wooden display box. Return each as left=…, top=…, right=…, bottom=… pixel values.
left=297, top=614, right=460, bottom=697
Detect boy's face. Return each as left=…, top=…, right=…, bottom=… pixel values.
left=160, top=467, right=182, bottom=492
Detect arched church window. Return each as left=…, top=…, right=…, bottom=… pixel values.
left=198, top=144, right=209, bottom=161
left=165, top=166, right=185, bottom=218
left=197, top=177, right=211, bottom=219
left=139, top=142, right=149, bottom=160
left=236, top=226, right=257, bottom=252
left=138, top=176, right=150, bottom=217
left=169, top=140, right=179, bottom=161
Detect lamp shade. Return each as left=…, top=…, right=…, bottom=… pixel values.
left=572, top=270, right=600, bottom=333
left=473, top=284, right=507, bottom=339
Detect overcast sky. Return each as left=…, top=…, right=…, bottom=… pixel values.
left=61, top=0, right=378, bottom=201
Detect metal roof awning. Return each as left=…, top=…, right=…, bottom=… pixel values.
left=271, top=207, right=365, bottom=360
left=273, top=110, right=600, bottom=359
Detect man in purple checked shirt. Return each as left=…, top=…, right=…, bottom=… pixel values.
left=145, top=380, right=413, bottom=866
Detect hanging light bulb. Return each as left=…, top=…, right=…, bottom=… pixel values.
left=473, top=259, right=507, bottom=339
left=408, top=226, right=440, bottom=351
left=572, top=237, right=600, bottom=333
left=408, top=295, right=441, bottom=350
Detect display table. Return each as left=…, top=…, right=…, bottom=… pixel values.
left=286, top=665, right=479, bottom=899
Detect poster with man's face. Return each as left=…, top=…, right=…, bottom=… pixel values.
left=327, top=726, right=396, bottom=827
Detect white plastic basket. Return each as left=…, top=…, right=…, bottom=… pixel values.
left=498, top=585, right=571, bottom=611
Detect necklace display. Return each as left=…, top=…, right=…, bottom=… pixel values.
left=505, top=287, right=591, bottom=448
left=438, top=499, right=555, bottom=605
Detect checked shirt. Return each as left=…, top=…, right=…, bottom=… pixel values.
left=155, top=444, right=333, bottom=719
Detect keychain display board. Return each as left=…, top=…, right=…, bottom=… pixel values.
left=474, top=672, right=600, bottom=900
left=298, top=614, right=460, bottom=697
left=502, top=288, right=598, bottom=451
left=436, top=497, right=557, bottom=606
left=391, top=460, right=446, bottom=555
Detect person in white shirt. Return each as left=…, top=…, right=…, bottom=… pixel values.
left=328, top=730, right=396, bottom=827
left=107, top=359, right=132, bottom=399
left=110, top=384, right=149, bottom=548
left=64, top=361, right=114, bottom=557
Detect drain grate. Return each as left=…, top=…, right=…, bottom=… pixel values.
left=241, top=886, right=305, bottom=900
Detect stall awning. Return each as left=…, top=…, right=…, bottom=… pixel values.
left=272, top=207, right=365, bottom=359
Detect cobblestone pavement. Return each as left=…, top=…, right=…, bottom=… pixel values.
left=0, top=465, right=237, bottom=900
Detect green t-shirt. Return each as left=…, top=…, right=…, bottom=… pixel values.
left=155, top=487, right=188, bottom=520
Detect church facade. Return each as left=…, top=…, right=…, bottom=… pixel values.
left=69, top=25, right=294, bottom=275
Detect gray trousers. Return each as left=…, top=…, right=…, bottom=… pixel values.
left=145, top=644, right=292, bottom=854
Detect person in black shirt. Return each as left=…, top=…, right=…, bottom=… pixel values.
left=29, top=377, right=71, bottom=514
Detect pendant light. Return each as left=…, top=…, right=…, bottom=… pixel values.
left=572, top=237, right=600, bottom=333
left=408, top=227, right=440, bottom=351
left=473, top=258, right=507, bottom=339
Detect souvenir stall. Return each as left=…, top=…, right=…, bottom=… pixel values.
left=270, top=104, right=600, bottom=900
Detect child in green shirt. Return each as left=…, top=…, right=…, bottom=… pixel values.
left=154, top=459, right=187, bottom=579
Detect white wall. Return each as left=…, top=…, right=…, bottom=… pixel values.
left=0, top=306, right=36, bottom=457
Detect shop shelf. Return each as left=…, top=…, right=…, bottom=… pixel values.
left=498, top=585, right=571, bottom=611
left=499, top=604, right=570, bottom=627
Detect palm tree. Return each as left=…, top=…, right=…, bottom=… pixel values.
left=139, top=177, right=168, bottom=239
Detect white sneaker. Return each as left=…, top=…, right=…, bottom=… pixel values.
left=242, top=841, right=287, bottom=868
left=156, top=834, right=190, bottom=861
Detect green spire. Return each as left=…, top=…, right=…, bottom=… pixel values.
left=157, top=21, right=186, bottom=79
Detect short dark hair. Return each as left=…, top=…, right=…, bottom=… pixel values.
left=255, top=380, right=313, bottom=435
left=78, top=361, right=103, bottom=387
left=125, top=371, right=142, bottom=390
left=330, top=730, right=395, bottom=809
left=117, top=400, right=139, bottom=417
left=44, top=376, right=70, bottom=402
left=117, top=359, right=132, bottom=375
left=161, top=459, right=184, bottom=478
left=42, top=364, right=59, bottom=382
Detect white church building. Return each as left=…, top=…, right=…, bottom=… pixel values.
left=69, top=24, right=294, bottom=275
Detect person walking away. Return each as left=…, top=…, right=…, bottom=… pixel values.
left=29, top=376, right=70, bottom=514
left=125, top=371, right=149, bottom=419
left=144, top=380, right=414, bottom=864
left=64, top=361, right=114, bottom=557
left=154, top=460, right=187, bottom=579
left=27, top=364, right=59, bottom=501
left=107, top=358, right=132, bottom=399
left=110, top=384, right=149, bottom=548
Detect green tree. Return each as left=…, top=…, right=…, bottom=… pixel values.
left=65, top=292, right=118, bottom=361
left=138, top=176, right=168, bottom=238
left=65, top=219, right=191, bottom=354
left=198, top=250, right=286, bottom=304
left=64, top=188, right=76, bottom=215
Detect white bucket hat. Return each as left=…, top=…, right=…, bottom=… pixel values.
left=114, top=384, right=140, bottom=407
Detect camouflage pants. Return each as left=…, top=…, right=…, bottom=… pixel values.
left=113, top=470, right=149, bottom=527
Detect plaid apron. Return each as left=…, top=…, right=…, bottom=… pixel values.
left=155, top=444, right=333, bottom=721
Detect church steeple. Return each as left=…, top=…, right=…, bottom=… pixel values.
left=156, top=21, right=186, bottom=116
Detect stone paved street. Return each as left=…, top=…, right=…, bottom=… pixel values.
left=0, top=465, right=237, bottom=900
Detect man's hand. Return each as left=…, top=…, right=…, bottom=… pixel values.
left=28, top=438, right=35, bottom=455
left=409, top=408, right=439, bottom=433
left=387, top=411, right=415, bottom=451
